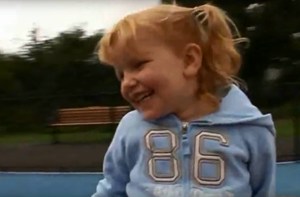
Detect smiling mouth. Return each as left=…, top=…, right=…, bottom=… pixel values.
left=134, top=91, right=154, bottom=104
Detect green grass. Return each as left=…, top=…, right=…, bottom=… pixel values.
left=0, top=125, right=116, bottom=144
left=275, top=119, right=295, bottom=137
left=58, top=130, right=114, bottom=143
left=0, top=119, right=298, bottom=144
left=0, top=131, right=114, bottom=144
left=0, top=133, right=51, bottom=144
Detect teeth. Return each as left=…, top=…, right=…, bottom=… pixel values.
left=138, top=94, right=149, bottom=102
left=136, top=92, right=152, bottom=102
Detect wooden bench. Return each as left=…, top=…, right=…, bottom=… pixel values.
left=49, top=106, right=131, bottom=143
left=50, top=106, right=131, bottom=126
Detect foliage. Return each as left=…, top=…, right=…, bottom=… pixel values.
left=163, top=0, right=300, bottom=109
left=0, top=28, right=124, bottom=132
left=0, top=0, right=299, bottom=133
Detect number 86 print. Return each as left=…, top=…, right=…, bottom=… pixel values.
left=145, top=129, right=229, bottom=185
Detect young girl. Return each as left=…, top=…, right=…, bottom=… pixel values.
left=92, top=3, right=276, bottom=197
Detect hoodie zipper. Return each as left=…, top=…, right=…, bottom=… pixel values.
left=181, top=122, right=190, bottom=197
left=182, top=122, right=188, bottom=134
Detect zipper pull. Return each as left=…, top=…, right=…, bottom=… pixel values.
left=181, top=122, right=191, bottom=155
left=182, top=122, right=188, bottom=134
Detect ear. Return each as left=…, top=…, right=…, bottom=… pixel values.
left=182, top=43, right=202, bottom=78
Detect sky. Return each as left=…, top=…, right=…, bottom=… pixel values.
left=0, top=0, right=160, bottom=53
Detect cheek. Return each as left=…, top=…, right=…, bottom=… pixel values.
left=139, top=71, right=166, bottom=89
left=120, top=85, right=129, bottom=100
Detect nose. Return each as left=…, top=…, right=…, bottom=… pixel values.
left=121, top=71, right=138, bottom=90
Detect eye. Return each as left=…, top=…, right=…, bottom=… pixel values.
left=134, top=60, right=151, bottom=69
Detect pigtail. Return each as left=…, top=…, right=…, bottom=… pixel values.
left=192, top=4, right=248, bottom=46
left=191, top=4, right=248, bottom=95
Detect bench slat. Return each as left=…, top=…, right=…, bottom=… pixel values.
left=50, top=106, right=131, bottom=127
left=50, top=121, right=118, bottom=126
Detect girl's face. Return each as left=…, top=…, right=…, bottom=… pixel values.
left=111, top=39, right=200, bottom=121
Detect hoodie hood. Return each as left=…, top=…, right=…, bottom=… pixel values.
left=147, top=84, right=275, bottom=136
left=192, top=84, right=275, bottom=135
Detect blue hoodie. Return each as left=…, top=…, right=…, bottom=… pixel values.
left=92, top=85, right=276, bottom=197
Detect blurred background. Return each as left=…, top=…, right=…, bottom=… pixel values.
left=0, top=0, right=299, bottom=172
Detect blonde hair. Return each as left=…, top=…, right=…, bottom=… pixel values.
left=98, top=3, right=248, bottom=100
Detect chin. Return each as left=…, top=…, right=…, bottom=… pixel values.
left=139, top=110, right=164, bottom=121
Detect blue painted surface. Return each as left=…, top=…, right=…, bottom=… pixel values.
left=276, top=162, right=300, bottom=196
left=0, top=162, right=299, bottom=197
left=0, top=172, right=103, bottom=197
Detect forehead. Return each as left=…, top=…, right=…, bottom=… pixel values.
left=110, top=32, right=162, bottom=67
left=100, top=12, right=172, bottom=68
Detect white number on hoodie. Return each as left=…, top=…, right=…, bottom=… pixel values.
left=145, top=130, right=228, bottom=185
left=145, top=130, right=180, bottom=182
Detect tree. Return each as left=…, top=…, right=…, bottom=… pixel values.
left=161, top=0, right=300, bottom=108
left=0, top=27, right=124, bottom=132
